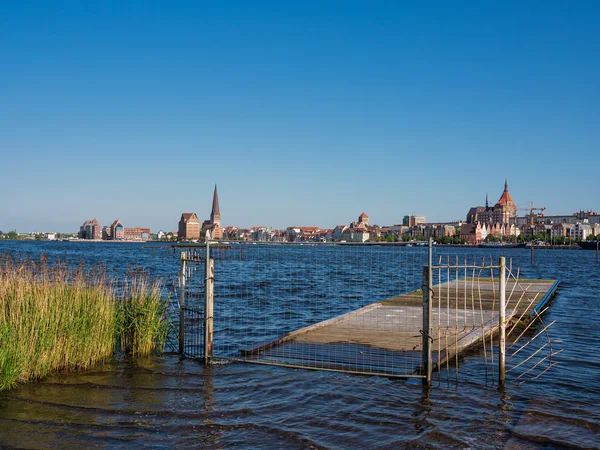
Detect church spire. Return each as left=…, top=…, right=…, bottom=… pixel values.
left=210, top=184, right=220, bottom=222
left=485, top=193, right=489, bottom=209
left=504, top=178, right=508, bottom=191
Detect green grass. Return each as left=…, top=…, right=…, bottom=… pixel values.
left=0, top=254, right=169, bottom=391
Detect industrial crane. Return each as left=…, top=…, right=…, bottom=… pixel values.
left=518, top=202, right=547, bottom=226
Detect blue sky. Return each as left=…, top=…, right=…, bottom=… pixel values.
left=1, top=1, right=599, bottom=232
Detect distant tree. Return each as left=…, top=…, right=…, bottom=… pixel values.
left=436, top=236, right=451, bottom=245
left=34, top=233, right=45, bottom=240
left=553, top=236, right=566, bottom=245
left=6, top=231, right=19, bottom=240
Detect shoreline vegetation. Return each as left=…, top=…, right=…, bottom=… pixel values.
left=0, top=254, right=169, bottom=392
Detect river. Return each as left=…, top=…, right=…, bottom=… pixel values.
left=0, top=241, right=598, bottom=449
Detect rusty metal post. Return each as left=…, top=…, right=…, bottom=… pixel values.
left=204, top=231, right=214, bottom=363
left=499, top=256, right=506, bottom=385
left=179, top=251, right=187, bottom=355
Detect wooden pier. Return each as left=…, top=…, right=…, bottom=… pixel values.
left=241, top=278, right=559, bottom=377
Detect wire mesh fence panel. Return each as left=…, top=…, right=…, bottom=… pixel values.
left=430, top=256, right=502, bottom=384
left=429, top=256, right=560, bottom=385
left=210, top=243, right=430, bottom=378
left=177, top=250, right=206, bottom=358
left=503, top=265, right=562, bottom=385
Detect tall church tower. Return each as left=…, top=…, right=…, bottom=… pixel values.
left=494, top=179, right=517, bottom=225
left=210, top=184, right=222, bottom=239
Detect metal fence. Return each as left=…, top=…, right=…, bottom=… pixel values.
left=429, top=255, right=560, bottom=385
left=178, top=240, right=431, bottom=378
left=173, top=240, right=559, bottom=385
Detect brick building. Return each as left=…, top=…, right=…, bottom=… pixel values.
left=178, top=213, right=201, bottom=240
left=79, top=218, right=102, bottom=240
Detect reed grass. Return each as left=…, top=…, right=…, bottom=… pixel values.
left=118, top=271, right=169, bottom=357
left=0, top=254, right=169, bottom=391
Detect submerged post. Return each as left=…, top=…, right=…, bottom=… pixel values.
left=596, top=240, right=599, bottom=264
left=204, top=231, right=214, bottom=363
left=531, top=245, right=535, bottom=265
left=179, top=251, right=187, bottom=355
left=499, top=256, right=506, bottom=385
left=422, top=265, right=432, bottom=385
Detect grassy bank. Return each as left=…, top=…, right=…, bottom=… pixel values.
left=0, top=254, right=169, bottom=391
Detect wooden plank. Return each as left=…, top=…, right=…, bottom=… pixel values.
left=240, top=302, right=382, bottom=356
left=246, top=342, right=422, bottom=376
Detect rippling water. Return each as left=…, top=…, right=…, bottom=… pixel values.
left=0, top=241, right=599, bottom=449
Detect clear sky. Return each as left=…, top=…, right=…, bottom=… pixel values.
left=1, top=1, right=599, bottom=232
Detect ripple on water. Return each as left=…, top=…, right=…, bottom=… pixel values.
left=0, top=242, right=599, bottom=449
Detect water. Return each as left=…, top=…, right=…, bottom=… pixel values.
left=0, top=241, right=599, bottom=449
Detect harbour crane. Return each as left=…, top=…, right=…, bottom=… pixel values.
left=518, top=202, right=547, bottom=226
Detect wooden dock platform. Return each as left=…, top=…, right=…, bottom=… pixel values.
left=241, top=278, right=559, bottom=377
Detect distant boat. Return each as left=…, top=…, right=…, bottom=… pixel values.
left=577, top=241, right=599, bottom=250
left=478, top=242, right=526, bottom=249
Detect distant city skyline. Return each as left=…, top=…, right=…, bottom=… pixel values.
left=1, top=2, right=599, bottom=232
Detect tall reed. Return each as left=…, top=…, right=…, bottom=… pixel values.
left=117, top=270, right=169, bottom=357
left=0, top=254, right=169, bottom=391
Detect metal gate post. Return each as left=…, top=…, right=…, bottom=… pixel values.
left=204, top=231, right=214, bottom=363
left=179, top=251, right=187, bottom=355
left=422, top=264, right=432, bottom=385
left=499, top=256, right=506, bottom=385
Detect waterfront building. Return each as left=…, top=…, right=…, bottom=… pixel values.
left=223, top=226, right=241, bottom=240
left=384, top=225, right=410, bottom=241
left=250, top=226, right=271, bottom=242
left=550, top=223, right=571, bottom=239
left=286, top=226, right=320, bottom=242
left=367, top=225, right=383, bottom=240
left=466, top=180, right=517, bottom=226
left=178, top=213, right=201, bottom=240
left=332, top=225, right=348, bottom=241
left=407, top=223, right=456, bottom=240
left=403, top=215, right=426, bottom=227
left=157, top=230, right=166, bottom=240
left=124, top=227, right=150, bottom=241
left=271, top=230, right=287, bottom=242
left=465, top=180, right=517, bottom=240
left=459, top=222, right=482, bottom=245
left=515, top=210, right=600, bottom=226
left=571, top=222, right=594, bottom=241
left=78, top=218, right=102, bottom=240
left=109, top=219, right=125, bottom=240
left=341, top=224, right=370, bottom=242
